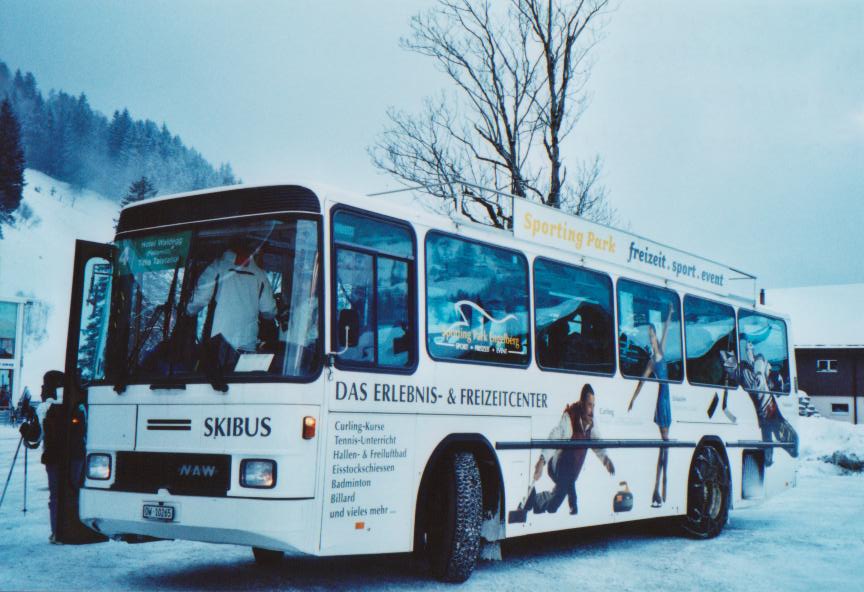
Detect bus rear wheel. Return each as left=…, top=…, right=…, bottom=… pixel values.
left=416, top=450, right=483, bottom=583
left=681, top=445, right=729, bottom=539
left=251, top=546, right=284, bottom=565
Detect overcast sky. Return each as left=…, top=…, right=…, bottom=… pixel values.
left=1, top=0, right=861, bottom=289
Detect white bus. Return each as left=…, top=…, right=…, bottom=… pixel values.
left=64, top=184, right=799, bottom=582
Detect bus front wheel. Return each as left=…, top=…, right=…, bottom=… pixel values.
left=681, top=445, right=730, bottom=539
left=417, top=450, right=483, bottom=583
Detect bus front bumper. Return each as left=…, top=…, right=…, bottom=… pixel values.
left=80, top=488, right=319, bottom=555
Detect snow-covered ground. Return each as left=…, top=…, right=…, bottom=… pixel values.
left=0, top=170, right=118, bottom=397
left=0, top=417, right=861, bottom=592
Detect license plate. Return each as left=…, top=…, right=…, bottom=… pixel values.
left=142, top=504, right=175, bottom=522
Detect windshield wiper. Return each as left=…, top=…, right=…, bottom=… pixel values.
left=116, top=261, right=182, bottom=393
left=114, top=303, right=163, bottom=394
left=163, top=263, right=180, bottom=342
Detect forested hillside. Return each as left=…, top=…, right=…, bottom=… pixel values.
left=0, top=61, right=237, bottom=199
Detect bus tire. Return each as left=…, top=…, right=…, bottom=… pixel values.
left=251, top=546, right=284, bottom=565
left=420, top=450, right=483, bottom=583
left=681, top=445, right=730, bottom=539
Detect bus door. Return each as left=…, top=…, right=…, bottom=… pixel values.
left=320, top=208, right=420, bottom=555
left=59, top=239, right=113, bottom=544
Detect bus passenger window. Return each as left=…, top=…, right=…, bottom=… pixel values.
left=332, top=210, right=415, bottom=370
left=738, top=310, right=790, bottom=394
left=534, top=258, right=614, bottom=375
left=425, top=232, right=530, bottom=366
left=617, top=279, right=683, bottom=381
left=377, top=258, right=410, bottom=366
left=335, top=250, right=375, bottom=363
left=684, top=295, right=738, bottom=388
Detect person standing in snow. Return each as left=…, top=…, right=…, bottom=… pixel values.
left=186, top=239, right=278, bottom=353
left=508, top=384, right=615, bottom=523
left=19, top=370, right=86, bottom=543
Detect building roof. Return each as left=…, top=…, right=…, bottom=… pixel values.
left=764, top=283, right=864, bottom=348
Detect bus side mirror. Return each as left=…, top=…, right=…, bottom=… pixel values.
left=337, top=309, right=360, bottom=348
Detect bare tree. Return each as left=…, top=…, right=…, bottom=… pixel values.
left=562, top=154, right=617, bottom=225
left=370, top=0, right=614, bottom=228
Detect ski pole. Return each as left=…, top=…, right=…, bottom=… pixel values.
left=0, top=435, right=23, bottom=509
left=22, top=443, right=28, bottom=513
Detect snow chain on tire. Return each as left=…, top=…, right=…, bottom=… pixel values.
left=682, top=445, right=730, bottom=539
left=427, top=450, right=483, bottom=583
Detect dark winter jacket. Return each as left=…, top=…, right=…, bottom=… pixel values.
left=41, top=402, right=86, bottom=465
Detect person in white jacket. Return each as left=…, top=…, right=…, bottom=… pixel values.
left=187, top=241, right=277, bottom=352
left=509, top=384, right=615, bottom=522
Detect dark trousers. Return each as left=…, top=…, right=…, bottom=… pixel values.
left=530, top=452, right=580, bottom=514
left=45, top=459, right=84, bottom=537
left=46, top=464, right=59, bottom=536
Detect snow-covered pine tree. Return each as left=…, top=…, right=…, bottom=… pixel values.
left=114, top=176, right=157, bottom=230
left=107, top=108, right=132, bottom=160
left=0, top=98, right=26, bottom=229
left=121, top=176, right=158, bottom=208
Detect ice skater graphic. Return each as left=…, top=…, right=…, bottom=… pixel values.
left=627, top=303, right=674, bottom=507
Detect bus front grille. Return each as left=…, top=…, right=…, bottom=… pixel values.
left=112, top=452, right=232, bottom=497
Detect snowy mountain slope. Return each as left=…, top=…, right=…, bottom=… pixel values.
left=0, top=169, right=118, bottom=398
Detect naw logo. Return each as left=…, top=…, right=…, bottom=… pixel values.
left=178, top=464, right=217, bottom=478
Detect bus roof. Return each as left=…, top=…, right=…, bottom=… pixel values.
left=123, top=182, right=759, bottom=306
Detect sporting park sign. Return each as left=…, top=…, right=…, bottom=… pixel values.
left=513, top=199, right=755, bottom=301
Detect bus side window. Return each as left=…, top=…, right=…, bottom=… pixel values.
left=425, top=232, right=530, bottom=366
left=533, top=258, right=614, bottom=375
left=683, top=295, right=738, bottom=388
left=617, top=279, right=683, bottom=382
left=738, top=310, right=791, bottom=394
left=332, top=209, right=415, bottom=371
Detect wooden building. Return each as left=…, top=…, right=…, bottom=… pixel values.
left=765, top=284, right=864, bottom=424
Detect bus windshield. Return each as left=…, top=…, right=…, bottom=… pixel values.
left=108, top=216, right=321, bottom=386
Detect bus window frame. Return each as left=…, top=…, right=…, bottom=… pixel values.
left=532, top=256, right=616, bottom=378
left=329, top=205, right=419, bottom=375
left=736, top=307, right=792, bottom=397
left=682, top=293, right=740, bottom=390
left=615, top=277, right=685, bottom=385
left=424, top=230, right=532, bottom=369
left=106, top=212, right=326, bottom=387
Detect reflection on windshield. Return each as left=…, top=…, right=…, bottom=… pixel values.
left=109, top=217, right=321, bottom=385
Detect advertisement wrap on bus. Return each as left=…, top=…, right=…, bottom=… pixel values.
left=58, top=184, right=798, bottom=582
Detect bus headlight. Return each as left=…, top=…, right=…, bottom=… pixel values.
left=87, top=453, right=112, bottom=480
left=240, top=459, right=276, bottom=489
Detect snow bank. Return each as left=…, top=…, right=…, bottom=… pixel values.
left=0, top=170, right=118, bottom=398
left=797, top=415, right=864, bottom=476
